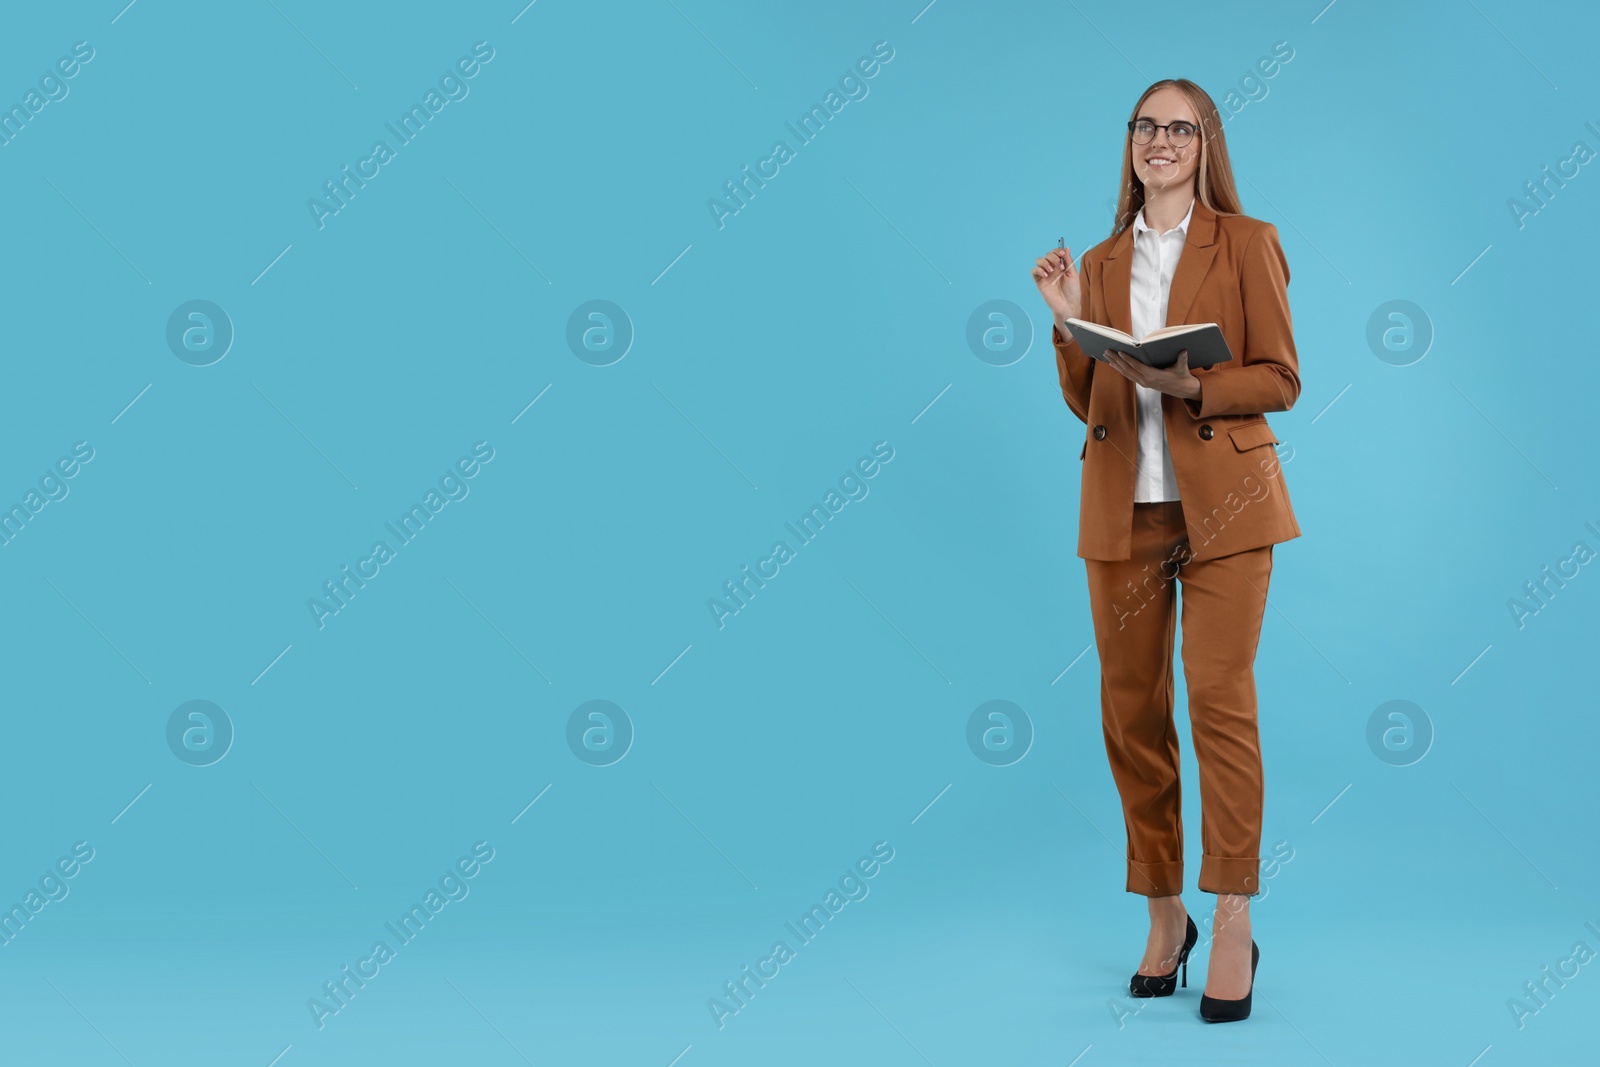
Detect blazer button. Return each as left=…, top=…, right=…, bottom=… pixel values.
left=1093, top=425, right=1106, bottom=440
left=1198, top=424, right=1214, bottom=440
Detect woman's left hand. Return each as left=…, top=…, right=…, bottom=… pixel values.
left=1103, top=349, right=1201, bottom=400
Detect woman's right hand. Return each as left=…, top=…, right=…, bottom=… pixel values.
left=1032, top=245, right=1082, bottom=321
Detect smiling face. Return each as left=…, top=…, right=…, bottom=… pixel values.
left=1130, top=86, right=1202, bottom=193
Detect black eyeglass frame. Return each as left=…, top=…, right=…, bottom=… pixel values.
left=1127, top=119, right=1198, bottom=146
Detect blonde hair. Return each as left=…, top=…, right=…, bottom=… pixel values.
left=1110, top=79, right=1244, bottom=239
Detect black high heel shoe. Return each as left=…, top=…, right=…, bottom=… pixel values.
left=1198, top=939, right=1259, bottom=1022
left=1128, top=914, right=1198, bottom=997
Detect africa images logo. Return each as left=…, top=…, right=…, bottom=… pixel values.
left=307, top=41, right=496, bottom=229
left=707, top=441, right=894, bottom=629
left=308, top=442, right=495, bottom=629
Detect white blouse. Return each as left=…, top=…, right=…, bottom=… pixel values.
left=1128, top=198, right=1193, bottom=502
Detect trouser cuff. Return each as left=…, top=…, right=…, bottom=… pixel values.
left=1199, top=854, right=1260, bottom=896
left=1126, top=858, right=1183, bottom=897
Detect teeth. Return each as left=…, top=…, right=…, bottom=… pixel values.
left=1150, top=158, right=1173, bottom=165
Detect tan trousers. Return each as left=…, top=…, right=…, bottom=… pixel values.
left=1084, top=500, right=1272, bottom=897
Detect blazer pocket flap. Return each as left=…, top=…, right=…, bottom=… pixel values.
left=1228, top=421, right=1278, bottom=452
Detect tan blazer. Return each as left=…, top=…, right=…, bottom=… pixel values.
left=1053, top=197, right=1302, bottom=562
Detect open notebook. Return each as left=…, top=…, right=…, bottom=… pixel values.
left=1062, top=319, right=1234, bottom=370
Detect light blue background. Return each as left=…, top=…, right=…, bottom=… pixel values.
left=0, top=1, right=1596, bottom=1064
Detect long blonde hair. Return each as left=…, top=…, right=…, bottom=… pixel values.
left=1110, top=79, right=1244, bottom=238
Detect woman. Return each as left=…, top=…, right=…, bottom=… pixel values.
left=1031, top=78, right=1301, bottom=1023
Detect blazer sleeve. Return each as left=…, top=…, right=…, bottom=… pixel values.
left=1050, top=255, right=1095, bottom=425
left=1183, top=223, right=1301, bottom=419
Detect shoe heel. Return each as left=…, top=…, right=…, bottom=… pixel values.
left=1127, top=912, right=1197, bottom=999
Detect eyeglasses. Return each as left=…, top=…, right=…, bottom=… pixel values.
left=1128, top=119, right=1197, bottom=147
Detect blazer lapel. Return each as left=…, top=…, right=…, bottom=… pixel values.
left=1098, top=226, right=1138, bottom=437
left=1101, top=228, right=1134, bottom=336
left=1166, top=197, right=1219, bottom=329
